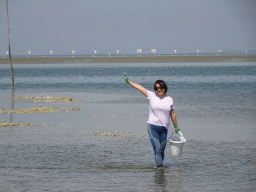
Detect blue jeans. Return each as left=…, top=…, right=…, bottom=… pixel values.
left=147, top=123, right=168, bottom=167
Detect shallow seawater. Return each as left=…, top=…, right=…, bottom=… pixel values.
left=0, top=62, right=256, bottom=191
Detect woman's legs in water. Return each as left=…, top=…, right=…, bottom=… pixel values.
left=147, top=124, right=168, bottom=167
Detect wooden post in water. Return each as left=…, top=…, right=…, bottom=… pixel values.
left=6, top=0, right=15, bottom=89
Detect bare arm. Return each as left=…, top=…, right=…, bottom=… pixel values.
left=123, top=73, right=147, bottom=97
left=170, top=109, right=180, bottom=132
left=170, top=109, right=177, bottom=125
left=128, top=81, right=147, bottom=97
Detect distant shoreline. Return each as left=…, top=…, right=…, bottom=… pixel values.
left=0, top=55, right=256, bottom=64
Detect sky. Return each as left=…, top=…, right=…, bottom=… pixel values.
left=1, top=0, right=256, bottom=55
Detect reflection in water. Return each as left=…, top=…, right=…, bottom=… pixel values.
left=150, top=167, right=184, bottom=192
left=10, top=88, right=15, bottom=123
left=153, top=169, right=167, bottom=191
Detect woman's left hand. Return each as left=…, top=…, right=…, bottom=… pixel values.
left=174, top=124, right=180, bottom=133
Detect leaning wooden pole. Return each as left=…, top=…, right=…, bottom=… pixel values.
left=6, top=0, right=15, bottom=89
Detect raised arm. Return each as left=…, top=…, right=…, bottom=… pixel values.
left=123, top=73, right=147, bottom=97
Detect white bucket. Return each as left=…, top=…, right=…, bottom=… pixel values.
left=168, top=131, right=186, bottom=156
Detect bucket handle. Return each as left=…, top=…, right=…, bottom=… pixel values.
left=170, top=131, right=186, bottom=141
left=171, top=131, right=184, bottom=137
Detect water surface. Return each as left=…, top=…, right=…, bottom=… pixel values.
left=0, top=62, right=255, bottom=191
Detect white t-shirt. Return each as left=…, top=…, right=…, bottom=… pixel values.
left=146, top=90, right=175, bottom=128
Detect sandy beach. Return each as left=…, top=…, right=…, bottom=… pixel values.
left=0, top=55, right=256, bottom=64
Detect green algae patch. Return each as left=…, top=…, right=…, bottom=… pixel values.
left=15, top=96, right=83, bottom=103
left=0, top=108, right=8, bottom=114
left=105, top=166, right=155, bottom=170
left=0, top=121, right=69, bottom=127
left=0, top=121, right=31, bottom=127
left=91, top=131, right=135, bottom=138
left=0, top=106, right=87, bottom=114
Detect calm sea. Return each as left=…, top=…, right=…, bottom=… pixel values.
left=0, top=62, right=255, bottom=191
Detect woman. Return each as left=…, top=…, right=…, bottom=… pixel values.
left=122, top=73, right=180, bottom=168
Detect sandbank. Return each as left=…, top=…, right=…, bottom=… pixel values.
left=0, top=55, right=255, bottom=64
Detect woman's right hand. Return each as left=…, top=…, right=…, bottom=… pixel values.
left=123, top=73, right=130, bottom=83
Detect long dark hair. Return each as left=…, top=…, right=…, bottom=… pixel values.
left=154, top=80, right=168, bottom=94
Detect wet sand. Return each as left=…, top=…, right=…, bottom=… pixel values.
left=0, top=55, right=256, bottom=64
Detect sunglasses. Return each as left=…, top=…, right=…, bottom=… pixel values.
left=154, top=86, right=164, bottom=90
